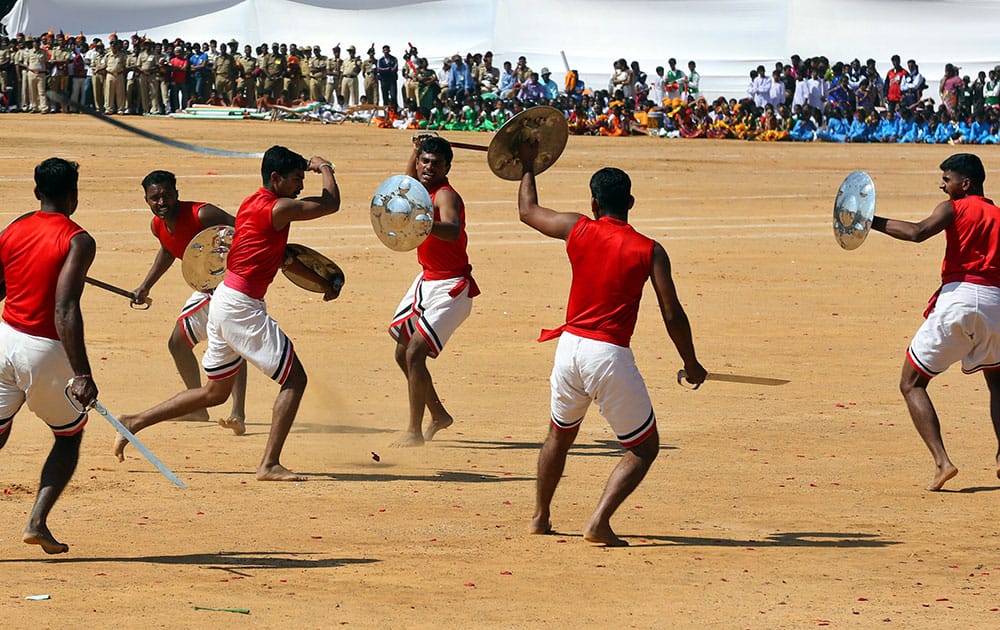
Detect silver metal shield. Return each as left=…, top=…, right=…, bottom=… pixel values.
left=181, top=226, right=235, bottom=291
left=834, top=170, right=876, bottom=250
left=370, top=175, right=434, bottom=252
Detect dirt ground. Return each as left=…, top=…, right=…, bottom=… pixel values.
left=1, top=114, right=999, bottom=628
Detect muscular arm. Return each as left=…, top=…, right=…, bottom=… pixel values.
left=650, top=242, right=705, bottom=384
left=517, top=154, right=582, bottom=240
left=197, top=202, right=236, bottom=228
left=271, top=158, right=340, bottom=231
left=430, top=188, right=462, bottom=242
left=134, top=245, right=174, bottom=303
left=55, top=232, right=98, bottom=405
left=872, top=199, right=953, bottom=243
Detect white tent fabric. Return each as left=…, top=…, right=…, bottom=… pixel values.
left=4, top=0, right=1000, bottom=102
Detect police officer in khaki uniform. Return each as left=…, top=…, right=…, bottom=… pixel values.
left=15, top=39, right=31, bottom=111
left=340, top=45, right=361, bottom=107
left=91, top=39, right=107, bottom=113
left=48, top=38, right=72, bottom=112
left=262, top=42, right=284, bottom=98
left=24, top=38, right=49, bottom=113
left=362, top=46, right=378, bottom=106
left=308, top=45, right=326, bottom=101
left=236, top=44, right=257, bottom=102
left=124, top=40, right=141, bottom=113
left=213, top=40, right=238, bottom=102
left=137, top=40, right=162, bottom=114
left=325, top=45, right=342, bottom=105
left=103, top=38, right=128, bottom=114
left=0, top=38, right=12, bottom=105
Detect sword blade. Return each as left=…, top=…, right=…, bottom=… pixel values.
left=707, top=373, right=790, bottom=386
left=93, top=401, right=188, bottom=489
left=677, top=369, right=789, bottom=389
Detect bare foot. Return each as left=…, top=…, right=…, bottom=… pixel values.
left=177, top=409, right=210, bottom=422
left=926, top=463, right=959, bottom=491
left=256, top=464, right=307, bottom=482
left=583, top=522, right=630, bottom=547
left=390, top=431, right=425, bottom=448
left=218, top=415, right=246, bottom=436
left=112, top=431, right=129, bottom=463
left=23, top=527, right=69, bottom=554
left=423, top=413, right=454, bottom=441
left=529, top=515, right=553, bottom=535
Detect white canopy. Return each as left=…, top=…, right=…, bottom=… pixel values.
left=5, top=0, right=1000, bottom=101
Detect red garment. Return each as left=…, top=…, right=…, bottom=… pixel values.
left=886, top=68, right=906, bottom=102
left=539, top=216, right=654, bottom=348
left=151, top=201, right=207, bottom=260
left=0, top=211, right=85, bottom=339
left=417, top=180, right=479, bottom=297
left=940, top=195, right=1000, bottom=287
left=224, top=187, right=288, bottom=299
left=169, top=56, right=187, bottom=84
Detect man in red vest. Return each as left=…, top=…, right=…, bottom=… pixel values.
left=517, top=143, right=705, bottom=546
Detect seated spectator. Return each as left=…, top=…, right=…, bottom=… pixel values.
left=517, top=72, right=545, bottom=104
left=540, top=67, right=559, bottom=101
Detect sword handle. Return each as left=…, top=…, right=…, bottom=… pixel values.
left=676, top=369, right=702, bottom=391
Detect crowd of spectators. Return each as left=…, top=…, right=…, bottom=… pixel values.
left=2, top=29, right=999, bottom=144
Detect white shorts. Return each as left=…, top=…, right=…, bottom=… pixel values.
left=177, top=290, right=211, bottom=347
left=389, top=274, right=472, bottom=358
left=0, top=322, right=88, bottom=436
left=549, top=332, right=656, bottom=448
left=202, top=282, right=295, bottom=384
left=908, top=281, right=1000, bottom=377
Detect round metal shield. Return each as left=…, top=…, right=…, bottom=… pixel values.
left=282, top=243, right=345, bottom=299
left=487, top=105, right=569, bottom=181
left=370, top=175, right=434, bottom=252
left=181, top=225, right=235, bottom=291
left=833, top=170, right=876, bottom=250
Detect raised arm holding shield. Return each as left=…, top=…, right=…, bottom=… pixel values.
left=116, top=146, right=341, bottom=481
left=859, top=153, right=1000, bottom=491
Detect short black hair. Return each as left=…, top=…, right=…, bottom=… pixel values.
left=940, top=153, right=986, bottom=185
left=141, top=169, right=176, bottom=191
left=35, top=157, right=79, bottom=200
left=261, top=145, right=307, bottom=183
left=589, top=167, right=631, bottom=215
left=418, top=136, right=453, bottom=165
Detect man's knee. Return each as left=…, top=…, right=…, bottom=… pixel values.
left=168, top=326, right=192, bottom=357
left=629, top=427, right=660, bottom=463
left=404, top=335, right=432, bottom=368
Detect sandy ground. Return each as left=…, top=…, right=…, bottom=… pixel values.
left=1, top=114, right=1000, bottom=628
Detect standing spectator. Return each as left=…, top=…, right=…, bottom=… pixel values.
left=68, top=40, right=86, bottom=109
left=901, top=59, right=926, bottom=110
left=884, top=54, right=906, bottom=113
left=24, top=38, right=49, bottom=113
left=138, top=40, right=162, bottom=114
left=984, top=69, right=999, bottom=111
left=540, top=67, right=559, bottom=101
left=187, top=42, right=208, bottom=104
left=362, top=46, right=378, bottom=106
left=377, top=44, right=398, bottom=108
left=767, top=69, right=785, bottom=108
left=168, top=45, right=188, bottom=113
left=940, top=63, right=963, bottom=119
left=213, top=40, right=238, bottom=103
left=649, top=66, right=666, bottom=106
left=685, top=61, right=700, bottom=102
left=664, top=58, right=684, bottom=101
left=48, top=38, right=71, bottom=113
left=751, top=64, right=771, bottom=110
left=447, top=54, right=473, bottom=101
left=341, top=45, right=361, bottom=107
